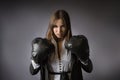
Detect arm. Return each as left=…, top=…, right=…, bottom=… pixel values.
left=29, top=60, right=40, bottom=75
left=65, top=35, right=93, bottom=73
left=29, top=37, right=55, bottom=75
left=30, top=38, right=41, bottom=75
left=79, top=58, right=93, bottom=73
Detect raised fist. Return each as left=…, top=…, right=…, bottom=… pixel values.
left=65, top=35, right=89, bottom=61
left=31, top=37, right=55, bottom=64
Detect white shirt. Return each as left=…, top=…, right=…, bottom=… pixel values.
left=47, top=38, right=72, bottom=80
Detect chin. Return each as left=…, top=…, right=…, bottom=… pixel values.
left=57, top=36, right=63, bottom=38
left=58, top=37, right=65, bottom=40
left=56, top=35, right=65, bottom=39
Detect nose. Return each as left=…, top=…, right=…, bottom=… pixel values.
left=58, top=27, right=62, bottom=33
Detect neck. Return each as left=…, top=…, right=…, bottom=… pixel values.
left=52, top=35, right=65, bottom=42
left=57, top=38, right=64, bottom=42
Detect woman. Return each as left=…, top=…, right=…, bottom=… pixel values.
left=30, top=10, right=93, bottom=80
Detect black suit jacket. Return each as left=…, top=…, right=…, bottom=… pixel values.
left=30, top=54, right=93, bottom=80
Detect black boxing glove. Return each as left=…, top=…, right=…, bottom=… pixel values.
left=31, top=37, right=55, bottom=64
left=65, top=35, right=89, bottom=61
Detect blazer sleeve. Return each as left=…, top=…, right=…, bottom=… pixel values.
left=29, top=63, right=40, bottom=75
left=80, top=58, right=93, bottom=73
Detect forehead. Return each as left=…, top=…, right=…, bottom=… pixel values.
left=53, top=19, right=65, bottom=26
left=55, top=19, right=64, bottom=24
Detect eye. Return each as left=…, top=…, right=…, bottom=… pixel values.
left=61, top=25, right=65, bottom=28
left=53, top=25, right=57, bottom=28
left=61, top=25, right=66, bottom=30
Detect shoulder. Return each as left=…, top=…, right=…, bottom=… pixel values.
left=32, top=37, right=50, bottom=44
left=32, top=37, right=43, bottom=44
left=72, top=35, right=88, bottom=40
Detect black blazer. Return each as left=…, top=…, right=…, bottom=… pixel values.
left=30, top=54, right=93, bottom=80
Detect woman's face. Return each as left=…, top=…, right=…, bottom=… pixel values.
left=53, top=19, right=67, bottom=39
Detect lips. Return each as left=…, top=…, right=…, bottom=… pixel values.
left=57, top=34, right=61, bottom=36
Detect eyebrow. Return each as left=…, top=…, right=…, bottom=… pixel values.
left=53, top=24, right=65, bottom=26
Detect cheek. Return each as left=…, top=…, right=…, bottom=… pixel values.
left=62, top=27, right=67, bottom=34
left=53, top=28, right=57, bottom=34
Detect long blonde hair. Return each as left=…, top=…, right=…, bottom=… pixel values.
left=46, top=10, right=72, bottom=42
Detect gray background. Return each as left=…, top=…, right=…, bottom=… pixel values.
left=1, top=1, right=120, bottom=80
